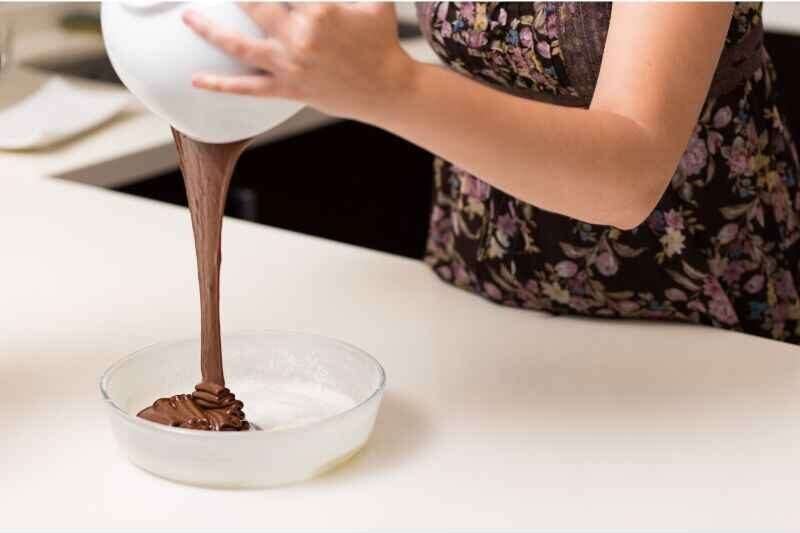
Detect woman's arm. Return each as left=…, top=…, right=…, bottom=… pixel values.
left=184, top=2, right=733, bottom=229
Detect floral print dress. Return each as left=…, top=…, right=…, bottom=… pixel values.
left=418, top=2, right=800, bottom=344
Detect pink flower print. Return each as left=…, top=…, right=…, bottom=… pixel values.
left=468, top=30, right=487, bottom=48
left=546, top=13, right=558, bottom=38
left=566, top=276, right=587, bottom=295
left=535, top=41, right=551, bottom=59
left=707, top=131, right=724, bottom=155
left=688, top=300, right=707, bottom=313
left=429, top=223, right=450, bottom=246
left=454, top=264, right=471, bottom=286
left=664, top=209, right=684, bottom=230
left=703, top=278, right=725, bottom=300
left=709, top=297, right=739, bottom=325
left=717, top=223, right=739, bottom=245
left=555, top=260, right=578, bottom=278
left=519, top=27, right=533, bottom=48
left=595, top=251, right=619, bottom=277
left=713, top=106, right=733, bottom=128
left=496, top=214, right=518, bottom=237
left=483, top=282, right=503, bottom=300
left=679, top=133, right=708, bottom=176
left=725, top=137, right=752, bottom=176
left=436, top=2, right=449, bottom=22
left=510, top=48, right=528, bottom=71
left=530, top=71, right=548, bottom=85
left=459, top=174, right=491, bottom=200
left=665, top=288, right=688, bottom=301
left=461, top=2, right=475, bottom=22
left=722, top=261, right=746, bottom=284
left=744, top=274, right=765, bottom=294
left=566, top=269, right=589, bottom=292
left=441, top=21, right=453, bottom=38
left=431, top=205, right=445, bottom=223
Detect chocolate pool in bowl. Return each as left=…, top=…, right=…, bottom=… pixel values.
left=100, top=331, right=386, bottom=488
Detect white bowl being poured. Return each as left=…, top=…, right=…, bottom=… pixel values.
left=101, top=2, right=304, bottom=143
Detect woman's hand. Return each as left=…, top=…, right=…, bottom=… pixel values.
left=182, top=2, right=417, bottom=120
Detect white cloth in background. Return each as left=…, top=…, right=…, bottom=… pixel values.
left=0, top=76, right=130, bottom=150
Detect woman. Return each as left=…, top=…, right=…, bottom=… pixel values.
left=183, top=2, right=800, bottom=344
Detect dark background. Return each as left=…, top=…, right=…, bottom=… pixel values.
left=118, top=121, right=436, bottom=259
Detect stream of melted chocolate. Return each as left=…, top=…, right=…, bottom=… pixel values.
left=137, top=130, right=252, bottom=431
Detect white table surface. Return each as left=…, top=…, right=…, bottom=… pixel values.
left=1, top=174, right=799, bottom=531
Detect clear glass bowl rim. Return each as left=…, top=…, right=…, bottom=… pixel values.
left=99, top=329, right=387, bottom=437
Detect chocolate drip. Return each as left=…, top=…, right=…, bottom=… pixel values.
left=137, top=129, right=253, bottom=431
left=172, top=129, right=251, bottom=386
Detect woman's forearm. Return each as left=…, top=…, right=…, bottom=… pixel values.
left=362, top=62, right=680, bottom=230
left=182, top=3, right=730, bottom=229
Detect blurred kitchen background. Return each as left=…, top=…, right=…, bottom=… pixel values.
left=1, top=2, right=799, bottom=259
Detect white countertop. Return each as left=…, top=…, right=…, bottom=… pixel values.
left=763, top=2, right=800, bottom=35
left=2, top=173, right=800, bottom=530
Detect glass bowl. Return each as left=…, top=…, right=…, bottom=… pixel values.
left=100, top=331, right=386, bottom=488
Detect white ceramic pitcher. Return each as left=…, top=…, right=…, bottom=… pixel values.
left=101, top=2, right=304, bottom=143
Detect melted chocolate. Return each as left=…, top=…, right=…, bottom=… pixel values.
left=138, top=382, right=249, bottom=431
left=137, top=130, right=252, bottom=431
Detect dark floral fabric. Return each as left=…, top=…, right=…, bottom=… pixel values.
left=419, top=2, right=800, bottom=344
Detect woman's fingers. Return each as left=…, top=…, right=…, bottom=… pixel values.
left=182, top=9, right=279, bottom=72
left=192, top=73, right=279, bottom=97
left=238, top=2, right=292, bottom=39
